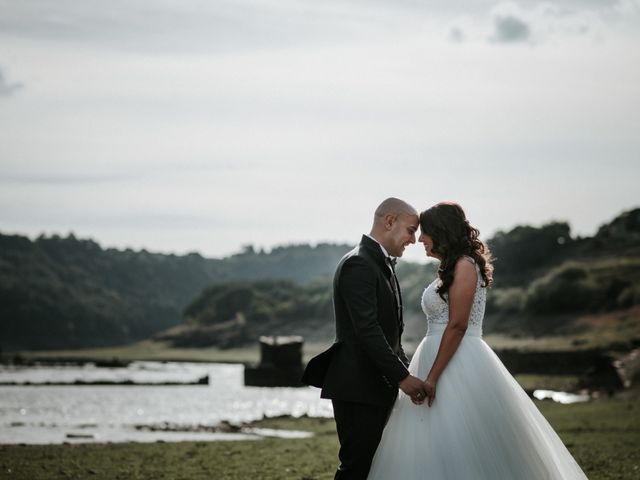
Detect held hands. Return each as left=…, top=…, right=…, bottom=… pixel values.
left=399, top=375, right=427, bottom=405
left=423, top=378, right=436, bottom=407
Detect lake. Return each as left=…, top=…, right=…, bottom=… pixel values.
left=0, top=361, right=333, bottom=444
left=0, top=360, right=589, bottom=445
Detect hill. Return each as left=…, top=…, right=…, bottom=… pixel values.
left=2, top=207, right=639, bottom=351
left=159, top=208, right=640, bottom=349
left=0, top=235, right=350, bottom=351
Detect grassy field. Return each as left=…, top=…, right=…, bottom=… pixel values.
left=1, top=393, right=638, bottom=480
left=13, top=307, right=639, bottom=369
left=10, top=340, right=334, bottom=365
left=10, top=335, right=630, bottom=368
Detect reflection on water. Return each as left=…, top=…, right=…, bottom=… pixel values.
left=0, top=362, right=589, bottom=444
left=0, top=360, right=215, bottom=385
left=533, top=389, right=590, bottom=404
left=0, top=362, right=332, bottom=444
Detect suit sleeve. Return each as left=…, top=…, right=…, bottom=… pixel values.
left=339, top=257, right=410, bottom=384
left=396, top=279, right=410, bottom=368
left=398, top=339, right=410, bottom=368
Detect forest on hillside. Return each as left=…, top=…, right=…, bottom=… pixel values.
left=1, top=208, right=639, bottom=350
left=0, top=235, right=349, bottom=350
left=162, top=215, right=640, bottom=347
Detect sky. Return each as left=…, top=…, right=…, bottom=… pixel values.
left=1, top=0, right=638, bottom=263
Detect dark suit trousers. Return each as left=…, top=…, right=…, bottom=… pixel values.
left=332, top=399, right=394, bottom=480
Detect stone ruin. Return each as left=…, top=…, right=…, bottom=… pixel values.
left=244, top=335, right=305, bottom=387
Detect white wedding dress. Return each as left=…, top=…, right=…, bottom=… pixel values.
left=368, top=259, right=588, bottom=479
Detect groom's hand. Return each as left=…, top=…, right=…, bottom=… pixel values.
left=399, top=375, right=427, bottom=404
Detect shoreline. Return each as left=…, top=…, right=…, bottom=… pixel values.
left=0, top=399, right=638, bottom=479
left=0, top=377, right=210, bottom=386
left=1, top=414, right=332, bottom=447
left=7, top=330, right=639, bottom=367
left=5, top=342, right=634, bottom=395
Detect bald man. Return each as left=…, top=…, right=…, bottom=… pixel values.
left=302, top=197, right=427, bottom=479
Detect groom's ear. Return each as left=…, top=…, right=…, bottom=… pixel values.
left=383, top=213, right=397, bottom=230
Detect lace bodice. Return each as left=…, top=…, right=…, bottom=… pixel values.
left=421, top=259, right=486, bottom=333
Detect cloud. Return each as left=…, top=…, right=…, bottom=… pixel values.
left=0, top=0, right=420, bottom=55
left=449, top=26, right=466, bottom=43
left=0, top=0, right=638, bottom=260
left=0, top=172, right=140, bottom=185
left=491, top=15, right=531, bottom=43
left=486, top=1, right=619, bottom=45
left=0, top=68, right=23, bottom=96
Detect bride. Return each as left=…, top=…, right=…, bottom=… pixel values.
left=368, top=202, right=588, bottom=479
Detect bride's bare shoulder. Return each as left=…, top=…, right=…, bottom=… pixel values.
left=452, top=257, right=477, bottom=287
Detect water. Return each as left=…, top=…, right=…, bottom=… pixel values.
left=0, top=362, right=333, bottom=445
left=0, top=362, right=588, bottom=444
left=532, top=389, right=590, bottom=404
left=0, top=360, right=213, bottom=385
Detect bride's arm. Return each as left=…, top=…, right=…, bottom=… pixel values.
left=423, top=258, right=477, bottom=406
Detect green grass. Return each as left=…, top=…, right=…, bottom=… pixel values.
left=12, top=340, right=261, bottom=365
left=536, top=392, right=640, bottom=480
left=0, top=417, right=338, bottom=480
left=1, top=395, right=638, bottom=480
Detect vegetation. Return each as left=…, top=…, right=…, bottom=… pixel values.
left=0, top=394, right=637, bottom=479
left=487, top=221, right=576, bottom=286
left=184, top=280, right=331, bottom=328
left=485, top=257, right=640, bottom=337
left=1, top=208, right=639, bottom=351
left=0, top=234, right=350, bottom=351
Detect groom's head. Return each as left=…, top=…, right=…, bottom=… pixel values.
left=370, top=197, right=419, bottom=258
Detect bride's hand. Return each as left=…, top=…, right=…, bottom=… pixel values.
left=423, top=379, right=436, bottom=407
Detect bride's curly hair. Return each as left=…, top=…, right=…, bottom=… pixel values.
left=419, top=202, right=493, bottom=300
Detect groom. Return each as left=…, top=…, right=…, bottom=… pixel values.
left=302, top=197, right=427, bottom=479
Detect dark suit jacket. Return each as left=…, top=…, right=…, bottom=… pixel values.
left=302, top=235, right=410, bottom=406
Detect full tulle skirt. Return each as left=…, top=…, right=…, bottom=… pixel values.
left=368, top=326, right=588, bottom=479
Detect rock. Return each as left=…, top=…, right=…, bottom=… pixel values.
left=65, top=433, right=94, bottom=439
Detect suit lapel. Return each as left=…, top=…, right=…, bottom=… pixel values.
left=359, top=235, right=402, bottom=325
left=392, top=271, right=403, bottom=323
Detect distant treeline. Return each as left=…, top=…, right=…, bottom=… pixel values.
left=483, top=210, right=640, bottom=336
left=0, top=236, right=350, bottom=350
left=167, top=212, right=640, bottom=346
left=1, top=208, right=639, bottom=350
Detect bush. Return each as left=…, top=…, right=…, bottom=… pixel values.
left=489, top=287, right=527, bottom=314
left=617, top=285, right=640, bottom=308
left=525, top=264, right=597, bottom=314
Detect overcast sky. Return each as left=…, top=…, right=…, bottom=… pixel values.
left=1, top=0, right=638, bottom=262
